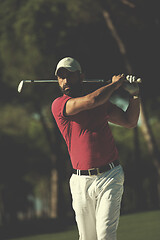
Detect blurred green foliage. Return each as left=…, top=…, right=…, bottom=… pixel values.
left=0, top=0, right=160, bottom=226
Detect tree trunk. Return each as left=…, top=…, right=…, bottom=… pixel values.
left=50, top=169, right=58, bottom=218
left=101, top=7, right=160, bottom=207
left=101, top=9, right=132, bottom=73
left=35, top=102, right=65, bottom=218
left=140, top=101, right=160, bottom=207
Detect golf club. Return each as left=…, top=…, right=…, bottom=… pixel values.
left=17, top=79, right=106, bottom=93
left=17, top=76, right=142, bottom=93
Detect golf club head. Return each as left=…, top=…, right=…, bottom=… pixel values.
left=18, top=80, right=24, bottom=93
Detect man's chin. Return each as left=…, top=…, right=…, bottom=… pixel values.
left=62, top=89, right=71, bottom=96
left=60, top=84, right=83, bottom=97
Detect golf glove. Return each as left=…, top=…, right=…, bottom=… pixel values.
left=123, top=75, right=140, bottom=96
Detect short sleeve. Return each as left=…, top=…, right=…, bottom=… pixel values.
left=51, top=95, right=71, bottom=119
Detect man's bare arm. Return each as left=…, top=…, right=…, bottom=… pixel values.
left=65, top=74, right=124, bottom=116
left=108, top=97, right=140, bottom=128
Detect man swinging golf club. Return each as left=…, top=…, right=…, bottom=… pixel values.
left=51, top=57, right=140, bottom=240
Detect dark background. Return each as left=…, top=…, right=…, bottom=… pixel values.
left=0, top=0, right=160, bottom=238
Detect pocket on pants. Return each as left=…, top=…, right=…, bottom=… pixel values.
left=70, top=174, right=81, bottom=195
left=69, top=175, right=90, bottom=214
left=116, top=165, right=125, bottom=185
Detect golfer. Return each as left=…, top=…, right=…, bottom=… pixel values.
left=51, top=57, right=140, bottom=240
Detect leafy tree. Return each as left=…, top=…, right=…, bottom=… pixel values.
left=0, top=0, right=160, bottom=224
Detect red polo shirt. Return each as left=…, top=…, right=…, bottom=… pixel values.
left=51, top=95, right=119, bottom=170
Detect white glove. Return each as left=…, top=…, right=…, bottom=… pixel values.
left=123, top=75, right=140, bottom=96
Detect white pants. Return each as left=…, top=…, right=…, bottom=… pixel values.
left=70, top=165, right=124, bottom=240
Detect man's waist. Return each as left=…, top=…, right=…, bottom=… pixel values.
left=72, top=159, right=120, bottom=176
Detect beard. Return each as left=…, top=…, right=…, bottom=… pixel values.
left=60, top=82, right=83, bottom=98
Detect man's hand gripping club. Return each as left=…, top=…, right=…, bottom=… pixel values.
left=111, top=74, right=125, bottom=89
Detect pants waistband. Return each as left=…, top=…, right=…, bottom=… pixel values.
left=72, top=160, right=120, bottom=176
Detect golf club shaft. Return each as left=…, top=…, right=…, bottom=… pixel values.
left=17, top=79, right=105, bottom=93
left=18, top=77, right=142, bottom=93
left=22, top=79, right=105, bottom=83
